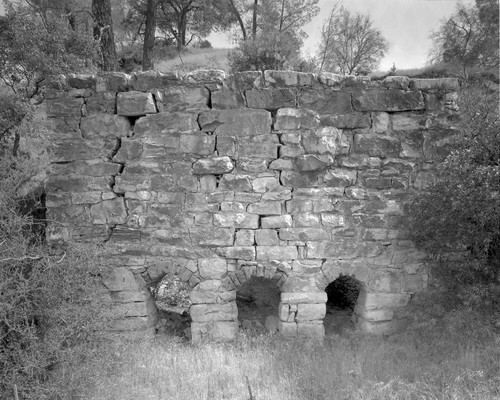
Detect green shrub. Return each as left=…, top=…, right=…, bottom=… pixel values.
left=0, top=154, right=111, bottom=399
left=408, top=82, right=500, bottom=319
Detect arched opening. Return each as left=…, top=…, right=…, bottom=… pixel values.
left=150, top=275, right=192, bottom=339
left=236, top=276, right=281, bottom=334
left=324, top=275, right=362, bottom=335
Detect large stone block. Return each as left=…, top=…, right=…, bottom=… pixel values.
left=190, top=227, right=235, bottom=246
left=90, top=198, right=128, bottom=225
left=190, top=280, right=222, bottom=304
left=261, top=215, right=293, bottom=228
left=214, top=212, right=259, bottom=229
left=46, top=97, right=84, bottom=117
left=179, top=135, right=215, bottom=155
left=296, top=303, right=326, bottom=321
left=192, top=156, right=234, bottom=174
left=81, top=114, right=132, bottom=139
left=131, top=70, right=179, bottom=90
left=215, top=246, right=256, bottom=261
left=245, top=88, right=296, bottom=109
left=279, top=228, right=329, bottom=241
left=281, top=292, right=327, bottom=304
left=275, top=108, right=320, bottom=130
left=117, top=91, right=156, bottom=116
left=299, top=89, right=352, bottom=114
left=353, top=134, right=402, bottom=158
left=199, top=109, right=272, bottom=136
left=322, top=169, right=357, bottom=187
left=199, top=259, right=227, bottom=279
left=247, top=201, right=282, bottom=215
left=256, top=246, right=298, bottom=260
left=190, top=302, right=238, bottom=322
left=297, top=321, right=325, bottom=338
left=352, top=90, right=425, bottom=111
left=159, top=86, right=209, bottom=112
left=357, top=291, right=411, bottom=311
left=218, top=175, right=253, bottom=192
left=306, top=238, right=359, bottom=259
left=294, top=154, right=334, bottom=171
left=134, top=112, right=198, bottom=136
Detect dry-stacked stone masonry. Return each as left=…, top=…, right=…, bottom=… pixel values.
left=43, top=70, right=460, bottom=343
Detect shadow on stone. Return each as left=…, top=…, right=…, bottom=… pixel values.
left=236, top=276, right=280, bottom=335
left=324, top=275, right=362, bottom=336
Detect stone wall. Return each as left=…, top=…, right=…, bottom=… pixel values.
left=43, top=70, right=459, bottom=343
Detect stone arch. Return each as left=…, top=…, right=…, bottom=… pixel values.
left=221, top=263, right=289, bottom=292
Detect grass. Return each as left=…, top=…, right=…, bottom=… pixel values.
left=155, top=48, right=231, bottom=74
left=47, top=312, right=500, bottom=400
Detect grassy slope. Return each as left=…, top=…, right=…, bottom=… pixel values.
left=51, top=311, right=500, bottom=400
left=155, top=48, right=231, bottom=74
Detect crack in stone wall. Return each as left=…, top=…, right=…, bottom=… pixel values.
left=43, top=70, right=460, bottom=342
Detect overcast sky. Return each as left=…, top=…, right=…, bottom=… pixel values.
left=210, top=0, right=472, bottom=71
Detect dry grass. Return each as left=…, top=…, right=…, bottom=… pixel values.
left=155, top=48, right=231, bottom=74
left=50, top=318, right=500, bottom=400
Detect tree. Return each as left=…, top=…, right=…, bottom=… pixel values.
left=92, top=0, right=118, bottom=70
left=142, top=0, right=157, bottom=70
left=409, top=84, right=500, bottom=283
left=429, top=0, right=499, bottom=77
left=317, top=5, right=389, bottom=75
left=228, top=0, right=319, bottom=72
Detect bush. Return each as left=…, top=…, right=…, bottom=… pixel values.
left=0, top=154, right=111, bottom=399
left=228, top=32, right=302, bottom=73
left=408, top=82, right=500, bottom=298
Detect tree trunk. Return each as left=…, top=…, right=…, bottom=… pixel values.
left=92, top=0, right=118, bottom=71
left=252, top=0, right=258, bottom=39
left=228, top=0, right=247, bottom=40
left=143, top=0, right=157, bottom=71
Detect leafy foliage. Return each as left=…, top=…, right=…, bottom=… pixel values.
left=0, top=152, right=111, bottom=399
left=317, top=4, right=389, bottom=75
left=409, top=84, right=500, bottom=284
left=429, top=0, right=499, bottom=77
left=0, top=6, right=96, bottom=100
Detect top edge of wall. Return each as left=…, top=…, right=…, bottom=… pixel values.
left=46, top=69, right=461, bottom=93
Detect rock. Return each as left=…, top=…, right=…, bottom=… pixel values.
left=192, top=156, right=234, bottom=175
left=117, top=91, right=157, bottom=116
left=199, top=109, right=272, bottom=136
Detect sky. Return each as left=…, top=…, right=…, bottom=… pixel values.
left=209, top=0, right=473, bottom=71
left=0, top=0, right=472, bottom=72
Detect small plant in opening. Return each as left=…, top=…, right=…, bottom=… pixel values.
left=151, top=275, right=191, bottom=311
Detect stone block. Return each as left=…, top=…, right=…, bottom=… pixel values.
left=189, top=226, right=235, bottom=246
left=278, top=321, right=298, bottom=336
left=245, top=88, right=296, bottom=109
left=357, top=291, right=411, bottom=311
left=280, top=171, right=321, bottom=188
left=247, top=201, right=282, bottom=215
left=353, top=134, right=402, bottom=158
left=214, top=212, right=259, bottom=229
left=190, top=280, right=222, bottom=304
left=86, top=92, right=116, bottom=114
left=354, top=307, right=393, bottom=322
left=261, top=215, right=293, bottom=228
left=199, top=259, right=227, bottom=279
left=302, top=128, right=350, bottom=156
left=179, top=134, right=215, bottom=155
left=235, top=229, right=255, bottom=245
left=299, top=89, right=352, bottom=114
left=382, top=76, right=410, bottom=89
left=199, top=109, right=271, bottom=136
left=306, top=238, right=359, bottom=259
left=190, top=302, right=238, bottom=322
left=211, top=89, right=245, bottom=109
left=131, top=70, right=179, bottom=90
left=192, top=156, right=234, bottom=174
left=215, top=246, right=256, bottom=261
left=410, top=78, right=459, bottom=91
left=159, top=86, right=209, bottom=112
left=320, top=113, right=371, bottom=129
left=80, top=114, right=132, bottom=139
left=281, top=292, right=327, bottom=304
left=117, top=91, right=156, bottom=116
left=218, top=175, right=253, bottom=192
left=255, top=229, right=279, bottom=246
left=103, top=267, right=140, bottom=291
left=256, top=246, right=298, bottom=261
left=322, top=169, right=357, bottom=187
left=297, top=321, right=325, bottom=338
left=294, top=154, right=334, bottom=171
left=279, top=228, right=329, bottom=242
left=296, top=303, right=326, bottom=321
left=46, top=97, right=84, bottom=117
left=275, top=108, right=320, bottom=130
left=352, top=90, right=424, bottom=111
left=294, top=213, right=320, bottom=227
left=264, top=70, right=316, bottom=86
left=134, top=112, right=198, bottom=137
